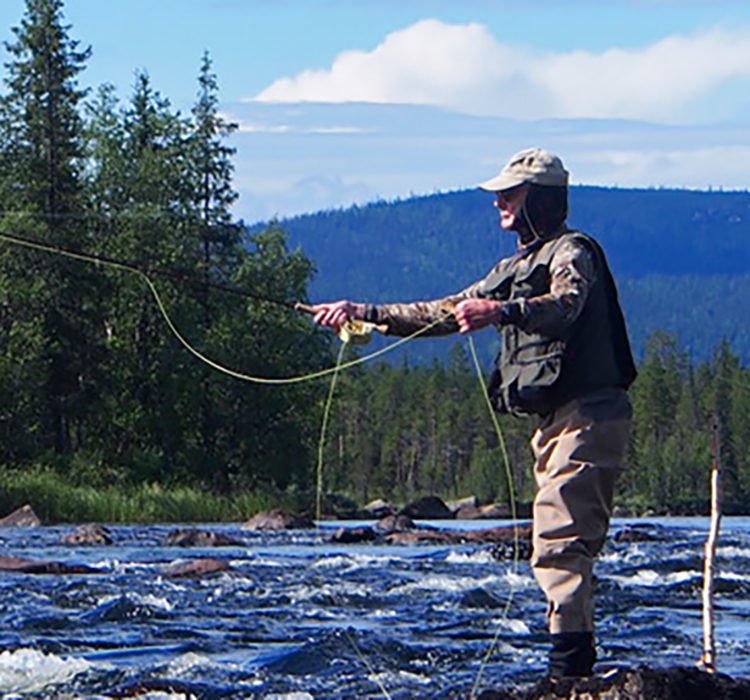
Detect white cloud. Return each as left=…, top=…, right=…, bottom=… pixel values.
left=233, top=120, right=373, bottom=134
left=251, top=20, right=750, bottom=122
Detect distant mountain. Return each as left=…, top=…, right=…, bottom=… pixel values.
left=256, top=185, right=750, bottom=364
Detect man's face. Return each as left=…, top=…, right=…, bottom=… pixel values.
left=494, top=184, right=529, bottom=232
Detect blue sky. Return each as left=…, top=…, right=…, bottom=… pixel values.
left=2, top=1, right=750, bottom=221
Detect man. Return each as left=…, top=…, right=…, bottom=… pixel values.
left=311, top=147, right=636, bottom=678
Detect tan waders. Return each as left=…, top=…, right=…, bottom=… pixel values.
left=529, top=387, right=632, bottom=676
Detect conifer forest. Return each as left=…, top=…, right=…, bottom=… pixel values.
left=0, top=0, right=748, bottom=521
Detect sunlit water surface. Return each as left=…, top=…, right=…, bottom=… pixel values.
left=1, top=517, right=749, bottom=698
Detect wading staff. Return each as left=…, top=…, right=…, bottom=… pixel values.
left=700, top=419, right=722, bottom=672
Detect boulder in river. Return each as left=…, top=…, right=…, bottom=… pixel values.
left=0, top=554, right=103, bottom=575
left=164, top=528, right=243, bottom=547
left=477, top=665, right=750, bottom=699
left=161, top=557, right=231, bottom=578
left=446, top=495, right=479, bottom=514
left=242, top=508, right=315, bottom=531
left=375, top=514, right=416, bottom=533
left=61, top=524, right=113, bottom=545
left=399, top=495, right=454, bottom=520
left=361, top=498, right=395, bottom=519
left=0, top=504, right=41, bottom=527
left=330, top=526, right=378, bottom=544
left=611, top=524, right=664, bottom=544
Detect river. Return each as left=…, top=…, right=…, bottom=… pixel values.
left=0, top=517, right=749, bottom=698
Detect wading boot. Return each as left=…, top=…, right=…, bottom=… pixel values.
left=549, top=631, right=596, bottom=678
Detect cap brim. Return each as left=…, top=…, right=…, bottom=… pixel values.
left=478, top=171, right=528, bottom=192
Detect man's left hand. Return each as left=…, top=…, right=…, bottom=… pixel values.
left=453, top=298, right=507, bottom=333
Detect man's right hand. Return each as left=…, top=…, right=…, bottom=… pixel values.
left=310, top=300, right=365, bottom=330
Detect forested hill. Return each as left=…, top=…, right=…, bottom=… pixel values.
left=261, top=186, right=750, bottom=363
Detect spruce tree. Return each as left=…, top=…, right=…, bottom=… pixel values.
left=0, top=0, right=104, bottom=457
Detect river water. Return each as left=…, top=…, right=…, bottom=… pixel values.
left=1, top=517, right=749, bottom=699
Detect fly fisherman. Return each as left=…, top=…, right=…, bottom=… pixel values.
left=310, top=147, right=636, bottom=680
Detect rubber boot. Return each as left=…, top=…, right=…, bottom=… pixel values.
left=549, top=631, right=596, bottom=678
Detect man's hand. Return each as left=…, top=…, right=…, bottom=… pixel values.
left=453, top=298, right=508, bottom=333
left=310, top=300, right=365, bottom=330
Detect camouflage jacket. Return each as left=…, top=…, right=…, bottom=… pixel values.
left=363, top=227, right=596, bottom=338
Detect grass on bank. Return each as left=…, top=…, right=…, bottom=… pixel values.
left=0, top=466, right=297, bottom=524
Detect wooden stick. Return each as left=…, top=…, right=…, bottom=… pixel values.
left=700, top=421, right=722, bottom=673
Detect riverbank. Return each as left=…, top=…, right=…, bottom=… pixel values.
left=0, top=467, right=287, bottom=523
left=0, top=466, right=738, bottom=524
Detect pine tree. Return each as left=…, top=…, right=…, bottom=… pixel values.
left=0, top=0, right=104, bottom=457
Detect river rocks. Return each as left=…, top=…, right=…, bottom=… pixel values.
left=61, top=524, right=113, bottom=545
left=160, top=557, right=231, bottom=578
left=385, top=528, right=457, bottom=544
left=375, top=514, right=416, bottom=533
left=399, top=495, right=454, bottom=520
left=108, top=678, right=213, bottom=698
left=330, top=525, right=378, bottom=543
left=477, top=665, right=750, bottom=699
left=164, top=528, right=243, bottom=547
left=0, top=504, right=41, bottom=527
left=242, top=508, right=315, bottom=531
left=447, top=495, right=479, bottom=514
left=611, top=524, right=664, bottom=544
left=361, top=498, right=395, bottom=518
left=0, top=554, right=102, bottom=575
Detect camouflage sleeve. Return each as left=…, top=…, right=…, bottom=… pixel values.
left=368, top=259, right=513, bottom=337
left=516, top=237, right=597, bottom=336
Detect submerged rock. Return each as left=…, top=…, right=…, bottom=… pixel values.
left=107, top=678, right=214, bottom=698
left=461, top=523, right=532, bottom=544
left=375, top=513, right=416, bottom=533
left=164, top=527, right=243, bottom=547
left=242, top=508, right=314, bottom=531
left=477, top=665, right=750, bottom=699
left=0, top=554, right=102, bottom=575
left=61, top=524, right=113, bottom=545
left=385, top=528, right=456, bottom=544
left=0, top=504, right=41, bottom=527
left=399, top=495, right=454, bottom=520
left=612, top=524, right=665, bottom=544
left=330, top=525, right=378, bottom=543
left=161, top=557, right=230, bottom=578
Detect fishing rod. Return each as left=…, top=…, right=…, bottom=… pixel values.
left=0, top=229, right=385, bottom=343
left=0, top=229, right=305, bottom=310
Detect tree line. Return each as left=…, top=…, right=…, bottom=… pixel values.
left=0, top=0, right=744, bottom=519
left=0, top=0, right=331, bottom=498
left=323, top=332, right=748, bottom=516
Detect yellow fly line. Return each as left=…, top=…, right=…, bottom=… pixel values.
left=0, top=228, right=523, bottom=699
left=0, top=230, right=444, bottom=384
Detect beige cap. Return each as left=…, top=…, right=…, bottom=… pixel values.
left=479, top=147, right=569, bottom=192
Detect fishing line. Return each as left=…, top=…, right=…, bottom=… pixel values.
left=312, top=337, right=395, bottom=700
left=466, top=334, right=522, bottom=700
left=0, top=230, right=445, bottom=384
left=0, top=228, right=522, bottom=697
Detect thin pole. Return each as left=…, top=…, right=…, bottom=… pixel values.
left=701, top=420, right=722, bottom=672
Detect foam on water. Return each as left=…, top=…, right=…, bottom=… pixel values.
left=487, top=617, right=531, bottom=635
left=609, top=568, right=700, bottom=587
left=389, top=573, right=509, bottom=595
left=0, top=648, right=92, bottom=694
left=718, top=545, right=750, bottom=560
left=288, top=581, right=372, bottom=603
left=446, top=550, right=497, bottom=564
left=98, top=591, right=174, bottom=611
